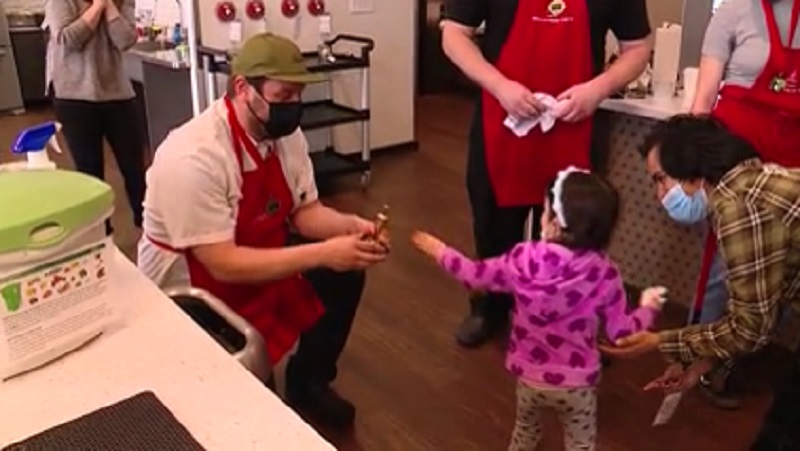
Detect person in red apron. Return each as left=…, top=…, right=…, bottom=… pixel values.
left=137, top=34, right=389, bottom=428
left=441, top=0, right=653, bottom=346
left=683, top=0, right=800, bottom=408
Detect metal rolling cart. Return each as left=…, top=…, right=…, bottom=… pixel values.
left=304, top=34, right=375, bottom=186
left=196, top=34, right=375, bottom=186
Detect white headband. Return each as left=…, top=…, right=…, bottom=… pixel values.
left=551, top=166, right=590, bottom=228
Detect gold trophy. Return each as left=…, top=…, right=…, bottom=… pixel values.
left=364, top=204, right=390, bottom=251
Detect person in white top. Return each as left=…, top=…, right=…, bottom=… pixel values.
left=137, top=33, right=389, bottom=428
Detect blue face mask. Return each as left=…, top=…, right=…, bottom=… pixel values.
left=662, top=184, right=707, bottom=224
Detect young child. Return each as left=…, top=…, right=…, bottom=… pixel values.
left=413, top=167, right=666, bottom=451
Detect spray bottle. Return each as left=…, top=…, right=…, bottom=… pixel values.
left=7, top=121, right=64, bottom=171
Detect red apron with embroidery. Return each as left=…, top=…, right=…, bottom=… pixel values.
left=693, top=0, right=800, bottom=319
left=482, top=0, right=594, bottom=207
left=151, top=97, right=324, bottom=363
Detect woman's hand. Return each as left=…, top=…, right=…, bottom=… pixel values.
left=104, top=0, right=121, bottom=20
left=412, top=231, right=446, bottom=261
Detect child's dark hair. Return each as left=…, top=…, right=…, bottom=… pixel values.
left=545, top=173, right=619, bottom=251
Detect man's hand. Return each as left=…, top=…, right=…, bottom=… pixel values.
left=347, top=215, right=376, bottom=236
left=412, top=231, right=447, bottom=261
left=556, top=80, right=605, bottom=122
left=643, top=363, right=684, bottom=392
left=494, top=79, right=544, bottom=119
left=599, top=331, right=661, bottom=359
left=347, top=215, right=391, bottom=251
left=644, top=359, right=714, bottom=394
left=320, top=234, right=387, bottom=272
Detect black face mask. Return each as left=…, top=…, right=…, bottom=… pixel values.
left=263, top=101, right=303, bottom=138
left=246, top=88, right=303, bottom=139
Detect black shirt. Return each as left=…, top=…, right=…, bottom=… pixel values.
left=443, top=0, right=652, bottom=76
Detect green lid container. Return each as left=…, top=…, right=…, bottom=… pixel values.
left=0, top=170, right=114, bottom=254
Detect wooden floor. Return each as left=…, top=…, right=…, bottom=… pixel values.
left=0, top=95, right=790, bottom=451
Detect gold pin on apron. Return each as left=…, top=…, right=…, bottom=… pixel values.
left=547, top=0, right=566, bottom=17
left=770, top=74, right=787, bottom=93
left=266, top=196, right=280, bottom=216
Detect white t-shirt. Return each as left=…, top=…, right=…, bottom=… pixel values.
left=137, top=98, right=318, bottom=288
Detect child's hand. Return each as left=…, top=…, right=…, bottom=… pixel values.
left=412, top=231, right=446, bottom=260
left=640, top=286, right=667, bottom=310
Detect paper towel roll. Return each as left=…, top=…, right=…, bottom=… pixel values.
left=682, top=67, right=699, bottom=110
left=652, top=23, right=682, bottom=99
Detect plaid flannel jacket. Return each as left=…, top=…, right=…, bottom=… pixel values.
left=659, top=159, right=800, bottom=364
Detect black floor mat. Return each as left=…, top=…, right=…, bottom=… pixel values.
left=3, top=391, right=205, bottom=451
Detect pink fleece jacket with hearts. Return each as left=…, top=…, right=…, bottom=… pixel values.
left=439, top=241, right=658, bottom=388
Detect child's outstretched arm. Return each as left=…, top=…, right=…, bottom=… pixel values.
left=601, top=280, right=666, bottom=342
left=412, top=231, right=514, bottom=293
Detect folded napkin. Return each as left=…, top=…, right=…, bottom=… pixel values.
left=503, top=93, right=568, bottom=137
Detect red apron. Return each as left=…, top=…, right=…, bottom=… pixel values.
left=482, top=0, right=594, bottom=207
left=692, top=0, right=800, bottom=320
left=150, top=97, right=324, bottom=363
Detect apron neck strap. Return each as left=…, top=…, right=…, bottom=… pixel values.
left=792, top=0, right=800, bottom=48
left=224, top=96, right=269, bottom=172
left=762, top=0, right=800, bottom=49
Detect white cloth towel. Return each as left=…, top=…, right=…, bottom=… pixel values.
left=503, top=93, right=568, bottom=137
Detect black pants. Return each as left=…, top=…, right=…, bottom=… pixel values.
left=465, top=108, right=543, bottom=320
left=751, top=343, right=800, bottom=450
left=286, top=267, right=365, bottom=392
left=53, top=98, right=146, bottom=228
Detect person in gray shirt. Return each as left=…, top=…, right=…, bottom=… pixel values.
left=682, top=0, right=800, bottom=416
left=45, top=0, right=145, bottom=233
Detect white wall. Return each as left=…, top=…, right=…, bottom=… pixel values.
left=5, top=0, right=44, bottom=14
left=647, top=0, right=684, bottom=27
left=606, top=0, right=686, bottom=59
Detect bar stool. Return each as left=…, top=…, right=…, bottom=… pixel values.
left=163, top=286, right=272, bottom=385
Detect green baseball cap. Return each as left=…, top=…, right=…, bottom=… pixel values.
left=230, top=33, right=324, bottom=84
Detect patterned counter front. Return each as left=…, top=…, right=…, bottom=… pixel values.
left=598, top=111, right=706, bottom=309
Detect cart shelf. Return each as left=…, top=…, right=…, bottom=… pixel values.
left=301, top=101, right=369, bottom=131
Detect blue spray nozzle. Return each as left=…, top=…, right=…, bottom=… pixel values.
left=12, top=122, right=59, bottom=154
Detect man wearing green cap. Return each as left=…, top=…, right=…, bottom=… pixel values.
left=138, top=33, right=389, bottom=428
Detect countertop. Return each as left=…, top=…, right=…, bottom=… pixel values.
left=127, top=47, right=190, bottom=70
left=0, top=249, right=333, bottom=450
left=599, top=94, right=688, bottom=121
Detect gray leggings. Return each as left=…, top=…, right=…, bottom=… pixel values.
left=509, top=381, right=597, bottom=451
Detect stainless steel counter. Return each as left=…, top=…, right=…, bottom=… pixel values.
left=124, top=47, right=197, bottom=151
left=127, top=48, right=190, bottom=71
